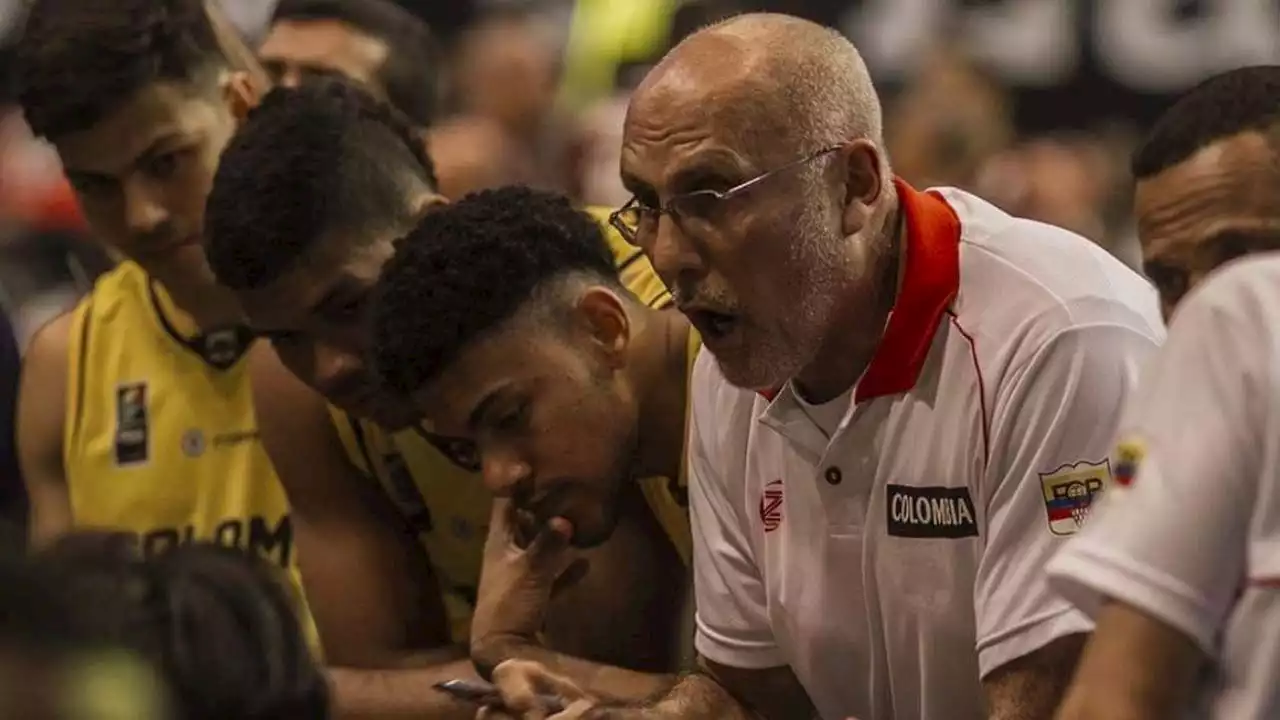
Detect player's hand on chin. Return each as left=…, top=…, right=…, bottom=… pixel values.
left=471, top=498, right=577, bottom=670
left=476, top=659, right=602, bottom=720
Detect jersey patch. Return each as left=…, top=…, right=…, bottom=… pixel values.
left=886, top=484, right=978, bottom=538
left=114, top=382, right=149, bottom=466
left=1113, top=439, right=1144, bottom=487
left=1040, top=459, right=1111, bottom=535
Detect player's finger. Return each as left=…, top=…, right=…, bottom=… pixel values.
left=523, top=662, right=588, bottom=701
left=492, top=661, right=557, bottom=718
left=524, top=517, right=572, bottom=570
left=487, top=498, right=519, bottom=546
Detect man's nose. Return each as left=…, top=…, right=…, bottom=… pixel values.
left=647, top=215, right=706, bottom=288
left=313, top=343, right=363, bottom=396
left=122, top=177, right=169, bottom=240
left=480, top=449, right=530, bottom=496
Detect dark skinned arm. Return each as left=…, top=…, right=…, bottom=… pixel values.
left=17, top=313, right=74, bottom=549
left=1054, top=602, right=1204, bottom=720
left=250, top=348, right=480, bottom=718
left=473, top=487, right=689, bottom=704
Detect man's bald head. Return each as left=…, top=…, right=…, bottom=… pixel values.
left=634, top=13, right=882, bottom=160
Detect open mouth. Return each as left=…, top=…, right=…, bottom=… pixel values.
left=687, top=308, right=740, bottom=342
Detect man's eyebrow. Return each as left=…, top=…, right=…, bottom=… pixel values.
left=308, top=277, right=366, bottom=316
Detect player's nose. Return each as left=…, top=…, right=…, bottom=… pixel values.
left=312, top=344, right=364, bottom=399
left=480, top=449, right=530, bottom=496
left=122, top=178, right=169, bottom=240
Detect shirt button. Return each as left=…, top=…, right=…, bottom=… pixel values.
left=824, top=466, right=843, bottom=485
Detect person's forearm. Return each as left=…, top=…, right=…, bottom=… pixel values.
left=504, top=642, right=677, bottom=703
left=327, top=659, right=481, bottom=719
left=596, top=673, right=756, bottom=720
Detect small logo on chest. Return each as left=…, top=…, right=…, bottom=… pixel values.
left=114, top=382, right=149, bottom=466
left=759, top=479, right=784, bottom=533
left=886, top=484, right=978, bottom=538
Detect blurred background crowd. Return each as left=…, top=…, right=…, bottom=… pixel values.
left=0, top=0, right=1278, bottom=346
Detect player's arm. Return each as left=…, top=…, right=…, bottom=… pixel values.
left=249, top=348, right=481, bottom=719
left=976, top=318, right=1162, bottom=720
left=1049, top=277, right=1264, bottom=720
left=17, top=312, right=74, bottom=548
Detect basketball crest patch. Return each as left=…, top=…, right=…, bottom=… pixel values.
left=1040, top=459, right=1111, bottom=536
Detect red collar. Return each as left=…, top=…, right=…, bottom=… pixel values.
left=759, top=178, right=961, bottom=403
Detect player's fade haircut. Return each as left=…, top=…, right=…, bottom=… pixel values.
left=204, top=78, right=438, bottom=290
left=271, top=0, right=441, bottom=126
left=14, top=0, right=229, bottom=140
left=372, top=186, right=623, bottom=396
left=1131, top=65, right=1280, bottom=180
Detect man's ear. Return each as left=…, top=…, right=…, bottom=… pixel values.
left=224, top=70, right=264, bottom=124
left=576, top=287, right=630, bottom=370
left=839, top=138, right=887, bottom=238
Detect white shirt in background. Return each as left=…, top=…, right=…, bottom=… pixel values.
left=1048, top=253, right=1280, bottom=719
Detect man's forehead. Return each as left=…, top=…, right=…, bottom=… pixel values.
left=55, top=84, right=210, bottom=174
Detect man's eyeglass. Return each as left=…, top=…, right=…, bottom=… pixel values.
left=609, top=144, right=844, bottom=246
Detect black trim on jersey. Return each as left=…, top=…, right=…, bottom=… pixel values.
left=345, top=413, right=380, bottom=481
left=72, top=299, right=93, bottom=439
left=147, top=281, right=253, bottom=371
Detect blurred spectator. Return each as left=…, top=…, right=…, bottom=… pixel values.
left=260, top=0, right=442, bottom=127
left=0, top=550, right=167, bottom=719
left=885, top=46, right=1013, bottom=190
left=40, top=534, right=329, bottom=720
left=450, top=12, right=574, bottom=192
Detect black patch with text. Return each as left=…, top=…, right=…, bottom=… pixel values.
left=114, top=382, right=149, bottom=466
left=886, top=484, right=979, bottom=538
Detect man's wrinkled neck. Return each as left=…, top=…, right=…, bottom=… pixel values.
left=793, top=196, right=904, bottom=404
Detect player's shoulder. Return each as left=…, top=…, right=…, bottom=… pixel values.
left=23, top=308, right=75, bottom=377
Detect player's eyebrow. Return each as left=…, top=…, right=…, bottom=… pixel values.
left=466, top=383, right=514, bottom=433
left=307, top=276, right=367, bottom=317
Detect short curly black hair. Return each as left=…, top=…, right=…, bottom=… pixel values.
left=372, top=186, right=622, bottom=396
left=271, top=0, right=441, bottom=126
left=205, top=78, right=438, bottom=290
left=14, top=0, right=228, bottom=140
left=1131, top=65, right=1280, bottom=180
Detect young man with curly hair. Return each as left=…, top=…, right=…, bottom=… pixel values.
left=367, top=186, right=703, bottom=702
left=203, top=80, right=688, bottom=717
left=11, top=0, right=307, bottom=600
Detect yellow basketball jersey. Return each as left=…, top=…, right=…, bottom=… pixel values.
left=636, top=328, right=701, bottom=566
left=63, top=262, right=312, bottom=630
left=329, top=209, right=680, bottom=641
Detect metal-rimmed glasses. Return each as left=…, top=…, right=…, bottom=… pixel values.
left=609, top=143, right=844, bottom=246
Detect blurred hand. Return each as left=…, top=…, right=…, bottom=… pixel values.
left=471, top=499, right=576, bottom=671
left=476, top=660, right=599, bottom=720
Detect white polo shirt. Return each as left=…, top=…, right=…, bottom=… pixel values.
left=1047, top=254, right=1280, bottom=719
left=689, top=180, right=1165, bottom=720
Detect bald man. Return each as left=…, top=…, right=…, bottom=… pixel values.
left=480, top=13, right=1163, bottom=720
